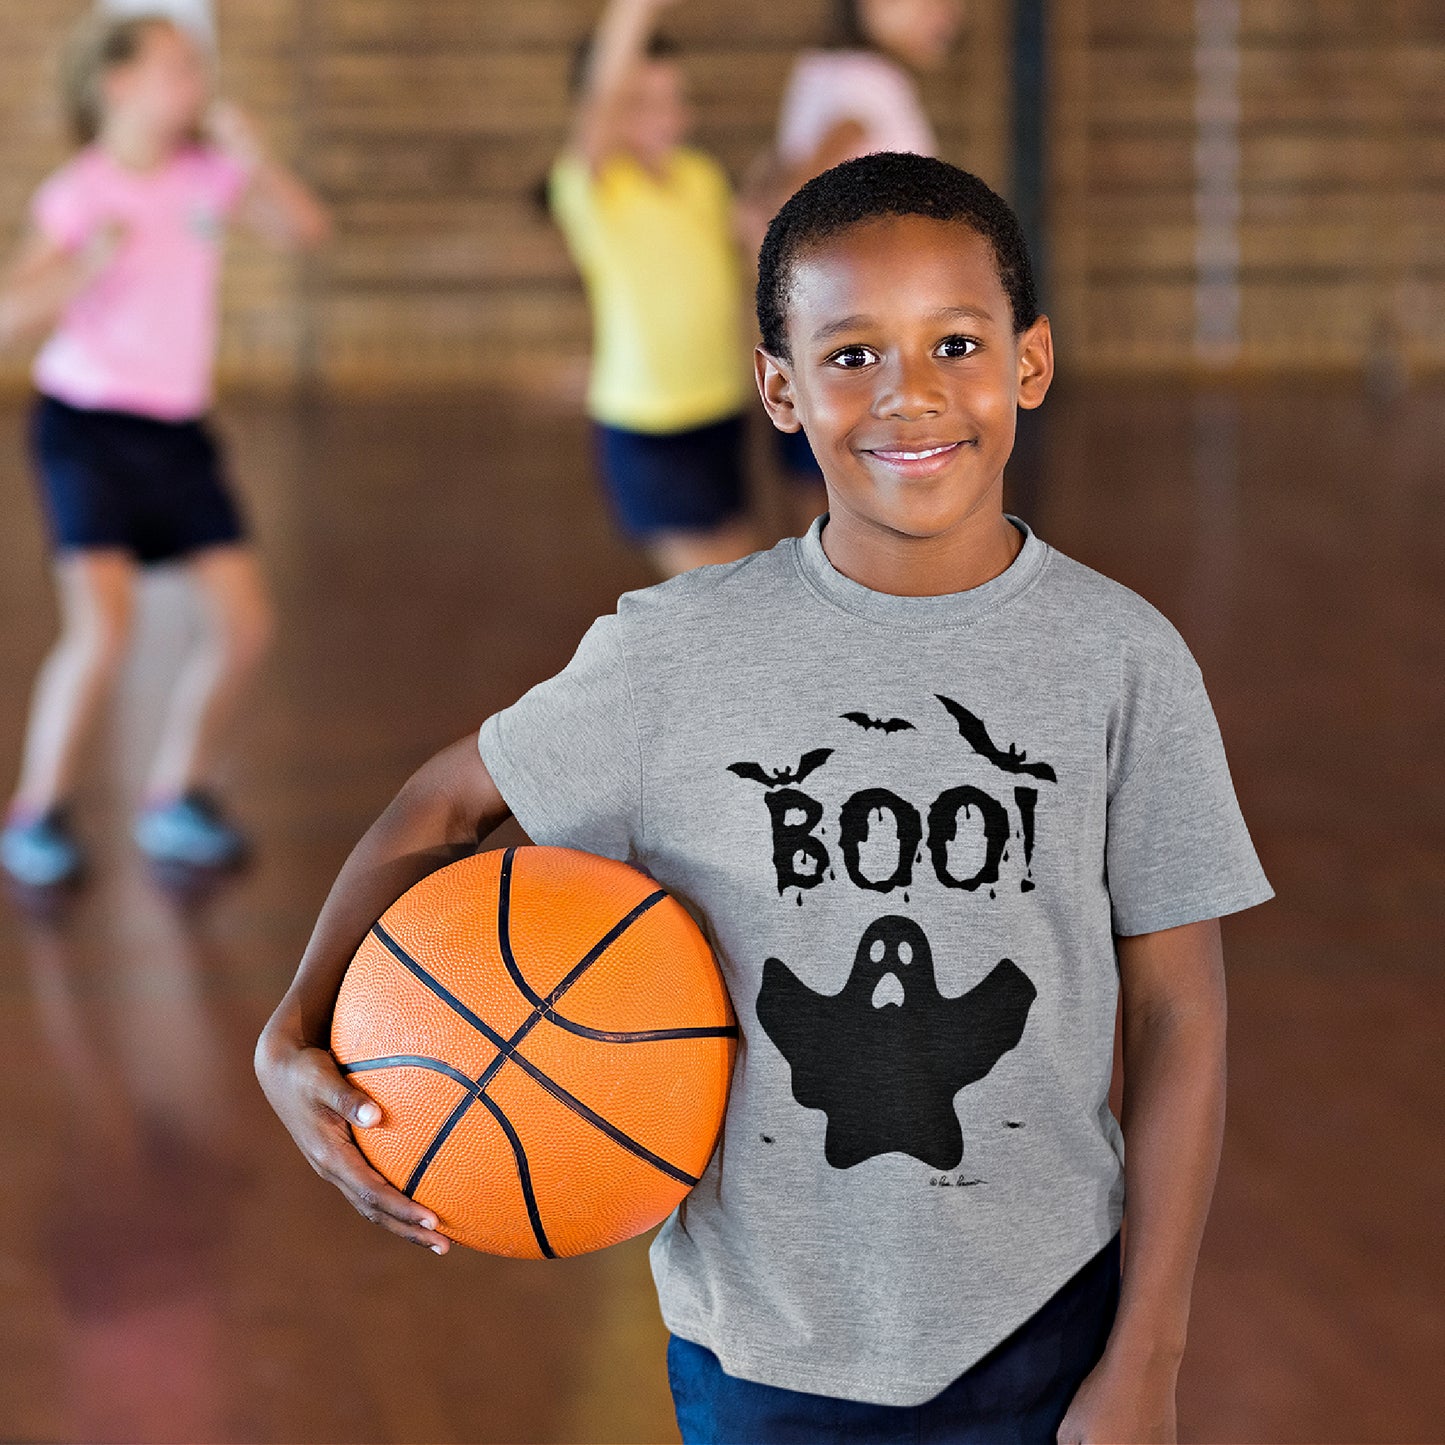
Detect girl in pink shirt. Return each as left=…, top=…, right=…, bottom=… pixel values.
left=756, top=0, right=961, bottom=205
left=0, top=12, right=328, bottom=889
left=740, top=0, right=963, bottom=523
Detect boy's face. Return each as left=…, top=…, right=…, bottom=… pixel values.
left=755, top=215, right=1052, bottom=545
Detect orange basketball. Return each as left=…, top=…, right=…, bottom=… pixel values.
left=330, top=846, right=736, bottom=1258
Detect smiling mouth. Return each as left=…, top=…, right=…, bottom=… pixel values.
left=868, top=443, right=961, bottom=461
left=863, top=440, right=977, bottom=471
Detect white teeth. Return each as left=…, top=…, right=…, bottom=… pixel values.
left=877, top=444, right=955, bottom=460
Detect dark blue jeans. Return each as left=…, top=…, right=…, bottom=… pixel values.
left=668, top=1233, right=1120, bottom=1444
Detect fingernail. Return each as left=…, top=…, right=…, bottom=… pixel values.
left=431, top=1244, right=446, bottom=1255
left=421, top=1217, right=437, bottom=1231
left=357, top=1103, right=381, bottom=1126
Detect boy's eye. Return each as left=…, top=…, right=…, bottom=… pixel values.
left=936, top=335, right=979, bottom=359
left=826, top=345, right=877, bottom=369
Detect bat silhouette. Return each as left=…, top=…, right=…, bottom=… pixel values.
left=935, top=694, right=1057, bottom=782
left=727, top=747, right=833, bottom=789
left=841, top=711, right=915, bottom=734
left=756, top=915, right=1036, bottom=1170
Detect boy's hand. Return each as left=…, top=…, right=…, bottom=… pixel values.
left=1056, top=1344, right=1179, bottom=1444
left=255, top=1025, right=452, bottom=1254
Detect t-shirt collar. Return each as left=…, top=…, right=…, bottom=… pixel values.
left=792, top=512, right=1048, bottom=629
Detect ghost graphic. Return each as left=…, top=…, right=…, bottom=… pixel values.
left=756, top=916, right=1036, bottom=1170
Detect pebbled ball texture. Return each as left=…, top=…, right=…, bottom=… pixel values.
left=331, top=846, right=737, bottom=1258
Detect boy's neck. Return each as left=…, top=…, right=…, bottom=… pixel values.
left=818, top=501, right=1024, bottom=599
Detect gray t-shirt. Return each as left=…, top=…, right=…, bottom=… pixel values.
left=478, top=516, right=1272, bottom=1406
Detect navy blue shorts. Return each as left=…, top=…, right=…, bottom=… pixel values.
left=668, top=1233, right=1121, bottom=1445
left=30, top=394, right=247, bottom=566
left=592, top=412, right=747, bottom=538
left=772, top=424, right=824, bottom=483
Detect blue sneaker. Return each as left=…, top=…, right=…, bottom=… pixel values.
left=134, top=791, right=249, bottom=869
left=1, top=808, right=84, bottom=888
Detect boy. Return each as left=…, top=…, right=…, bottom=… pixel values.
left=549, top=0, right=757, bottom=578
left=257, top=154, right=1272, bottom=1442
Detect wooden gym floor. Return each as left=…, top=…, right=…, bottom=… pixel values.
left=0, top=382, right=1439, bottom=1443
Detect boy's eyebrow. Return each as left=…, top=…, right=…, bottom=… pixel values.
left=810, top=315, right=875, bottom=344
left=809, top=304, right=996, bottom=344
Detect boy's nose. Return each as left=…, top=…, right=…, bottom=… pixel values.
left=873, top=358, right=946, bottom=420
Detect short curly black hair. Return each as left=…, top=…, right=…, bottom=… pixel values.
left=756, top=152, right=1039, bottom=359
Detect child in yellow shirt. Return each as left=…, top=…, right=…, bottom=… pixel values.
left=550, top=0, right=757, bottom=578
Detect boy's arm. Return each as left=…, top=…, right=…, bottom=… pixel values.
left=0, top=226, right=123, bottom=349
left=254, top=736, right=510, bottom=1254
left=1058, top=917, right=1228, bottom=1445
left=208, top=102, right=332, bottom=251
left=569, top=0, right=679, bottom=167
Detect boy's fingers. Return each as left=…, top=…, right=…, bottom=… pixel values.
left=294, top=1046, right=382, bottom=1127
left=344, top=1185, right=452, bottom=1253
left=280, top=1046, right=450, bottom=1252
left=312, top=1136, right=450, bottom=1250
left=337, top=1176, right=452, bottom=1254
left=334, top=1083, right=381, bottom=1128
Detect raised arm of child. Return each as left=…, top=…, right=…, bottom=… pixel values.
left=737, top=118, right=866, bottom=252
left=1058, top=917, right=1229, bottom=1444
left=0, top=223, right=124, bottom=349
left=254, top=736, right=511, bottom=1255
left=207, top=101, right=331, bottom=250
left=568, top=0, right=680, bottom=168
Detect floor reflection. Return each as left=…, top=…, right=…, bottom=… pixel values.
left=20, top=878, right=242, bottom=1445
left=0, top=387, right=1438, bottom=1442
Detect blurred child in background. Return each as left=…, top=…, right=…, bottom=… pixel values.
left=742, top=0, right=963, bottom=515
left=550, top=0, right=760, bottom=580
left=0, top=12, right=329, bottom=889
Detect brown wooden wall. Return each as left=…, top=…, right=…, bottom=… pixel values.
left=0, top=1, right=1439, bottom=389
left=1050, top=0, right=1445, bottom=374
left=300, top=0, right=1010, bottom=387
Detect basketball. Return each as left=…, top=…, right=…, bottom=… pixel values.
left=330, top=845, right=737, bottom=1258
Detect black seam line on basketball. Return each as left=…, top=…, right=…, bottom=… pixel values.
left=404, top=1090, right=476, bottom=1198
left=497, top=845, right=663, bottom=1015
left=497, top=845, right=698, bottom=1046
left=548, top=1023, right=740, bottom=1044
left=371, top=920, right=513, bottom=1053
left=475, top=1091, right=555, bottom=1258
left=366, top=923, right=525, bottom=1198
left=482, top=893, right=704, bottom=1065
left=504, top=1048, right=700, bottom=1187
left=370, top=906, right=699, bottom=1189
left=340, top=1055, right=476, bottom=1089
left=337, top=1055, right=485, bottom=1199
left=338, top=1056, right=555, bottom=1256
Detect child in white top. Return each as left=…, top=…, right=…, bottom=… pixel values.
left=743, top=0, right=963, bottom=512
left=743, top=0, right=962, bottom=246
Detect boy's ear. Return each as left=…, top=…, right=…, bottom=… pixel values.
left=1016, top=315, right=1054, bottom=411
left=755, top=345, right=805, bottom=434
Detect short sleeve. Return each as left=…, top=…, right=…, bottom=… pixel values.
left=31, top=167, right=96, bottom=252
left=547, top=154, right=599, bottom=266
left=478, top=614, right=643, bottom=864
left=1105, top=662, right=1273, bottom=936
